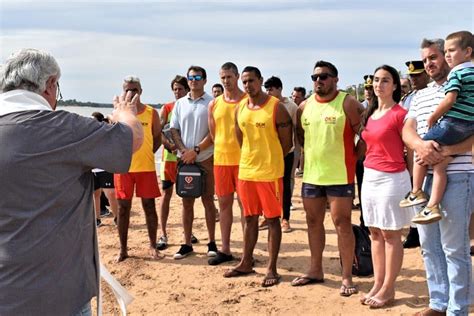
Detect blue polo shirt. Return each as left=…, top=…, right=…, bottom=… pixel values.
left=170, top=92, right=214, bottom=162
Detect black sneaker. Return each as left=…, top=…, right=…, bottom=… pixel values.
left=173, top=244, right=193, bottom=260
left=156, top=236, right=168, bottom=250
left=191, top=234, right=199, bottom=244
left=96, top=218, right=103, bottom=227
left=208, top=251, right=233, bottom=265
left=100, top=209, right=111, bottom=217
left=207, top=241, right=218, bottom=257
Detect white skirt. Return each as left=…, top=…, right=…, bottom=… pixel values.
left=361, top=167, right=412, bottom=230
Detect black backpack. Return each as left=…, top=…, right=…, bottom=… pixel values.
left=176, top=162, right=205, bottom=198
left=351, top=224, right=373, bottom=276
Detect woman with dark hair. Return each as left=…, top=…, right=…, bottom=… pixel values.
left=359, top=65, right=412, bottom=308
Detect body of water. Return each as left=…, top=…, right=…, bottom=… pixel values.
left=58, top=106, right=162, bottom=171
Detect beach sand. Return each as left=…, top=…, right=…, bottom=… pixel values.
left=95, top=176, right=473, bottom=315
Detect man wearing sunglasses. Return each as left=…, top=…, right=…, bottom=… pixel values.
left=0, top=48, right=143, bottom=315
left=170, top=65, right=218, bottom=260
left=294, top=61, right=363, bottom=296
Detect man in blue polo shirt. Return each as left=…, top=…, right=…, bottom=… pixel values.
left=170, top=65, right=218, bottom=260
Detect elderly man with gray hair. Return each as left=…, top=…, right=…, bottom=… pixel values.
left=0, top=48, right=143, bottom=315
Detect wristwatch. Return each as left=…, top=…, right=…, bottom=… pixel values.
left=193, top=146, right=201, bottom=154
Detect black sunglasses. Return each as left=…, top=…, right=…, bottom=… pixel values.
left=125, top=88, right=140, bottom=93
left=311, top=73, right=334, bottom=82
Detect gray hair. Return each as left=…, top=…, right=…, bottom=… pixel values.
left=420, top=38, right=445, bottom=54
left=0, top=48, right=61, bottom=93
left=123, top=75, right=141, bottom=86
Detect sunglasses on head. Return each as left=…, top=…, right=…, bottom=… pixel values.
left=187, top=75, right=203, bottom=81
left=311, top=73, right=334, bottom=82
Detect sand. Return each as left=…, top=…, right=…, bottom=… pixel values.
left=95, top=177, right=473, bottom=315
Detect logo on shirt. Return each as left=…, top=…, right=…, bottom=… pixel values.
left=185, top=176, right=193, bottom=184
left=141, top=122, right=149, bottom=127
left=324, top=116, right=336, bottom=124
left=302, top=118, right=310, bottom=126
left=255, top=122, right=266, bottom=128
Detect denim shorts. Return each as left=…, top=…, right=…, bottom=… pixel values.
left=302, top=182, right=355, bottom=198
left=423, top=116, right=474, bottom=146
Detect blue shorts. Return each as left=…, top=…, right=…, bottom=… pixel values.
left=423, top=116, right=474, bottom=146
left=302, top=182, right=355, bottom=198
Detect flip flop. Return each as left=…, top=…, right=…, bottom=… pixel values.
left=291, top=275, right=325, bottom=287
left=340, top=284, right=359, bottom=297
left=262, top=274, right=281, bottom=287
left=223, top=268, right=255, bottom=278
left=365, top=296, right=395, bottom=309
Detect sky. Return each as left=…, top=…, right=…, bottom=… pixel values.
left=1, top=0, right=473, bottom=104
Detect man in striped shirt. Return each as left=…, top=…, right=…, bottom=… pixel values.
left=402, top=38, right=474, bottom=316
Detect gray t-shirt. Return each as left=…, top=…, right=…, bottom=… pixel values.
left=0, top=110, right=132, bottom=315
left=170, top=92, right=214, bottom=162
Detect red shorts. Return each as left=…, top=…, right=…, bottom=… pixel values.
left=114, top=171, right=161, bottom=199
left=162, top=161, right=177, bottom=183
left=237, top=178, right=283, bottom=218
left=214, top=165, right=239, bottom=197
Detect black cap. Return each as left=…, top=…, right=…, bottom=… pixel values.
left=405, top=60, right=425, bottom=75
left=363, top=75, right=374, bottom=88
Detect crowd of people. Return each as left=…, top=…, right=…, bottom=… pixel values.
left=0, top=30, right=472, bottom=316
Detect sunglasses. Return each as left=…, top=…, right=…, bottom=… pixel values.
left=125, top=88, right=140, bottom=93
left=188, top=75, right=203, bottom=81
left=311, top=73, right=334, bottom=82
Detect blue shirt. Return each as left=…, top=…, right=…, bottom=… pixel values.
left=170, top=92, right=214, bottom=162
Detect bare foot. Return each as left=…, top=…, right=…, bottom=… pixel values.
left=116, top=252, right=129, bottom=262
left=150, top=248, right=165, bottom=260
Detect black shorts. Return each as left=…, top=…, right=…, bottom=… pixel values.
left=301, top=182, right=354, bottom=198
left=93, top=171, right=114, bottom=190
left=162, top=179, right=174, bottom=190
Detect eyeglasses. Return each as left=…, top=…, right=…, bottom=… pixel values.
left=56, top=82, right=63, bottom=101
left=311, top=73, right=334, bottom=82
left=187, top=75, right=203, bottom=81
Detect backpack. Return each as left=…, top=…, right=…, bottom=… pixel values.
left=176, top=162, right=205, bottom=198
left=351, top=224, right=373, bottom=276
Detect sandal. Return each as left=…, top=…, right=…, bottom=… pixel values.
left=223, top=268, right=255, bottom=278
left=261, top=274, right=281, bottom=287
left=291, top=275, right=324, bottom=287
left=340, top=284, right=358, bottom=297
left=365, top=296, right=394, bottom=309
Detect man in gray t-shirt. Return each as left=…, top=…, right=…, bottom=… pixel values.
left=0, top=49, right=143, bottom=315
left=170, top=65, right=218, bottom=260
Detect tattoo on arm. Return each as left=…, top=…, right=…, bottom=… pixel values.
left=170, top=129, right=186, bottom=152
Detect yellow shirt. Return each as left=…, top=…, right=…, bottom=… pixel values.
left=129, top=104, right=156, bottom=172
left=237, top=95, right=283, bottom=181
left=301, top=92, right=356, bottom=185
left=212, top=94, right=245, bottom=165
